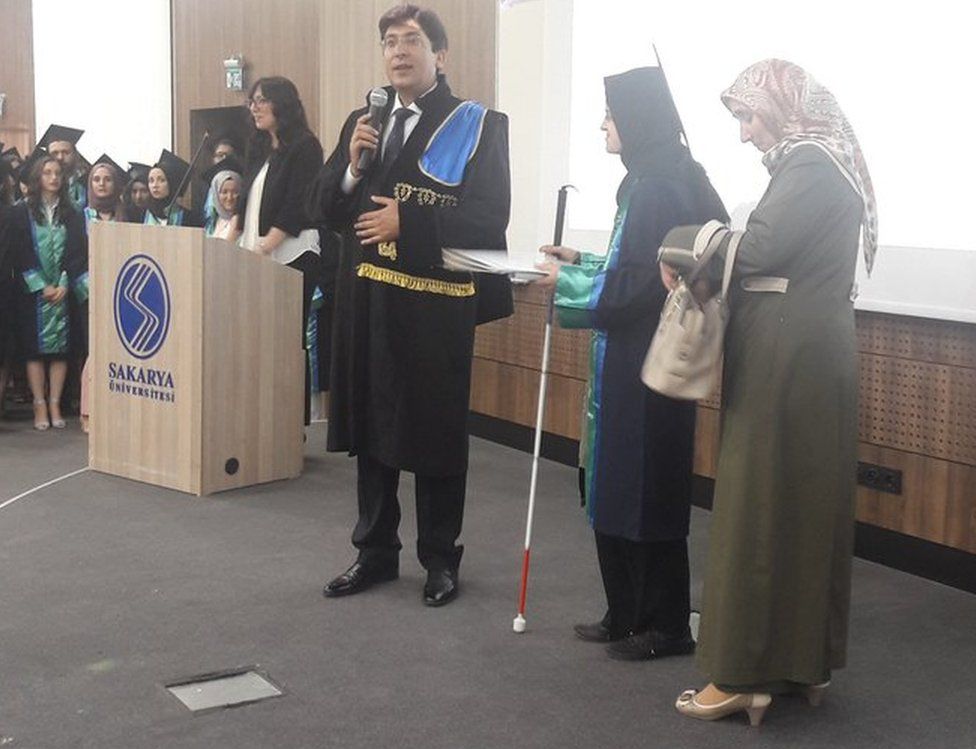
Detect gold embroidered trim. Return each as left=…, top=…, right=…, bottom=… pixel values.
left=357, top=262, right=475, bottom=297
left=394, top=182, right=459, bottom=208
left=378, top=241, right=398, bottom=260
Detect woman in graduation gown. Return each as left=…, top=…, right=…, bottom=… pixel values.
left=11, top=153, right=88, bottom=430
left=671, top=59, right=875, bottom=725
left=123, top=163, right=151, bottom=223
left=0, top=171, right=17, bottom=416
left=535, top=67, right=727, bottom=657
left=144, top=150, right=198, bottom=227
left=78, top=155, right=127, bottom=431
left=201, top=157, right=243, bottom=241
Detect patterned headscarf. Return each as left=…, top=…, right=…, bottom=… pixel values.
left=721, top=59, right=878, bottom=275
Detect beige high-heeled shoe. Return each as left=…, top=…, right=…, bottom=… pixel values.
left=48, top=398, right=66, bottom=429
left=675, top=688, right=772, bottom=726
left=33, top=399, right=50, bottom=431
left=804, top=681, right=830, bottom=707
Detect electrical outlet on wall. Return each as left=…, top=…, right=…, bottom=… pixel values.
left=857, top=462, right=903, bottom=495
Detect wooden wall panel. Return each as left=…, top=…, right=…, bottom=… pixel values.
left=471, top=358, right=585, bottom=440
left=856, top=443, right=976, bottom=553
left=171, top=0, right=321, bottom=157
left=0, top=0, right=35, bottom=155
left=472, top=289, right=976, bottom=554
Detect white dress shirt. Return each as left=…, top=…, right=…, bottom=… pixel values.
left=340, top=82, right=437, bottom=195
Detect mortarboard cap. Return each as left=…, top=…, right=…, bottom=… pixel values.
left=127, top=162, right=151, bottom=185
left=38, top=124, right=84, bottom=149
left=92, top=153, right=126, bottom=178
left=1, top=146, right=22, bottom=166
left=199, top=155, right=244, bottom=186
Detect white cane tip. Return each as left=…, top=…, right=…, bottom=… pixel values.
left=513, top=615, right=526, bottom=633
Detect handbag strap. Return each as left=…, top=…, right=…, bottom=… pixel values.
left=719, top=230, right=744, bottom=299
left=687, top=221, right=727, bottom=283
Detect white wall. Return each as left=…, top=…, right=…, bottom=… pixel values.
left=33, top=0, right=171, bottom=167
left=498, top=0, right=975, bottom=322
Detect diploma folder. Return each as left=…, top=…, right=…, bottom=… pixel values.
left=442, top=248, right=546, bottom=283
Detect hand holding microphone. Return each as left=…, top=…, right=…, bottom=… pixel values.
left=350, top=87, right=389, bottom=177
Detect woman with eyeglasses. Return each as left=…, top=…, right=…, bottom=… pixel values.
left=239, top=76, right=323, bottom=425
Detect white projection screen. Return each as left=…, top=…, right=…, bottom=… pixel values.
left=32, top=0, right=172, bottom=167
left=568, top=0, right=975, bottom=257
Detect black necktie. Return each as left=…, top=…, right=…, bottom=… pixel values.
left=383, top=108, right=417, bottom=167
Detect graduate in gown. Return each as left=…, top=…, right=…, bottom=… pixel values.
left=535, top=67, right=728, bottom=659
left=78, top=155, right=127, bottom=432
left=0, top=192, right=16, bottom=416
left=145, top=150, right=198, bottom=227
left=310, top=4, right=512, bottom=607
left=38, top=124, right=87, bottom=211
left=11, top=153, right=88, bottom=430
left=200, top=156, right=242, bottom=241
left=124, top=162, right=151, bottom=223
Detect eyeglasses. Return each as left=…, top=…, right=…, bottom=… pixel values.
left=247, top=95, right=270, bottom=108
left=381, top=33, right=426, bottom=53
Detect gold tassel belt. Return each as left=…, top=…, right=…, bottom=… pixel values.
left=357, top=262, right=475, bottom=298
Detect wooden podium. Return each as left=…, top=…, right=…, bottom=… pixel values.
left=88, top=223, right=305, bottom=495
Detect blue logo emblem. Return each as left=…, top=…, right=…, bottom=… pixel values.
left=113, top=255, right=171, bottom=360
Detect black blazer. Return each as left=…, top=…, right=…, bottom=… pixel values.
left=240, top=131, right=323, bottom=238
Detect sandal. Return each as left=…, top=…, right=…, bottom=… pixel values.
left=33, top=399, right=50, bottom=431
left=48, top=398, right=66, bottom=429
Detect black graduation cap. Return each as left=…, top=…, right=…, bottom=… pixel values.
left=1, top=146, right=22, bottom=166
left=92, top=153, right=126, bottom=178
left=38, top=124, right=84, bottom=149
left=153, top=149, right=191, bottom=197
left=127, top=162, right=151, bottom=185
left=16, top=147, right=50, bottom=185
left=199, top=155, right=244, bottom=185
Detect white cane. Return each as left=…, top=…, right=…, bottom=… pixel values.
left=514, top=184, right=574, bottom=634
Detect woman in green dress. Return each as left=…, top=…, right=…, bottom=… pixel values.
left=12, top=154, right=88, bottom=430
left=670, top=59, right=877, bottom=725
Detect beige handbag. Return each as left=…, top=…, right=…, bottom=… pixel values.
left=641, top=222, right=743, bottom=400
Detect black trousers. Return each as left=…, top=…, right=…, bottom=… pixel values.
left=286, top=250, right=320, bottom=426
left=594, top=531, right=690, bottom=639
left=352, top=452, right=466, bottom=572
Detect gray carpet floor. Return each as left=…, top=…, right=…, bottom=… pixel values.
left=1, top=416, right=975, bottom=748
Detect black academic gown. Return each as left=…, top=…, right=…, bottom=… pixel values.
left=0, top=206, right=17, bottom=362
left=309, top=80, right=512, bottom=477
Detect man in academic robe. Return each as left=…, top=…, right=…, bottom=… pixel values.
left=39, top=125, right=87, bottom=210
left=309, top=3, right=512, bottom=607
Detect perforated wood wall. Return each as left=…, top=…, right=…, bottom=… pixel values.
left=470, top=289, right=976, bottom=554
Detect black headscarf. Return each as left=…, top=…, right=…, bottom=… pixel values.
left=148, top=151, right=190, bottom=220
left=604, top=67, right=693, bottom=201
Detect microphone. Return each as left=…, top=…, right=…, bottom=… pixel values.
left=356, top=87, right=389, bottom=173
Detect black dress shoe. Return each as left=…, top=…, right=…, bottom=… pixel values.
left=423, top=568, right=458, bottom=607
left=606, top=628, right=696, bottom=661
left=573, top=619, right=626, bottom=643
left=322, top=560, right=398, bottom=598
